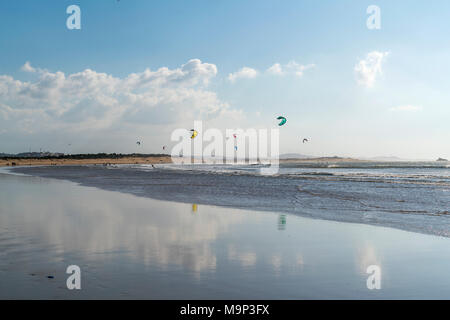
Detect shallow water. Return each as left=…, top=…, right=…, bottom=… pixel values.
left=12, top=162, right=450, bottom=237
left=2, top=170, right=450, bottom=299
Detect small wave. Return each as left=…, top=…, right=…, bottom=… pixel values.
left=283, top=162, right=450, bottom=170
left=134, top=163, right=450, bottom=187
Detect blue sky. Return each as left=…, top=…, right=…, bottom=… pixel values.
left=0, top=0, right=449, bottom=159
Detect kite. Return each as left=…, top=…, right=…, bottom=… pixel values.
left=302, top=138, right=309, bottom=143
left=277, top=116, right=287, bottom=126
left=190, top=129, right=198, bottom=139
left=136, top=141, right=141, bottom=146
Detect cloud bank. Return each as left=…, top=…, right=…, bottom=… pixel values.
left=0, top=59, right=236, bottom=135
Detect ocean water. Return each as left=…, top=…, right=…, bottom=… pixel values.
left=3, top=169, right=450, bottom=299
left=11, top=161, right=450, bottom=237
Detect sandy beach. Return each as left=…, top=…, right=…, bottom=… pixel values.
left=0, top=156, right=172, bottom=167
left=0, top=155, right=368, bottom=168
left=0, top=156, right=367, bottom=169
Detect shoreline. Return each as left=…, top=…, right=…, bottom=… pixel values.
left=1, top=155, right=446, bottom=167
left=0, top=156, right=172, bottom=167
left=0, top=156, right=369, bottom=167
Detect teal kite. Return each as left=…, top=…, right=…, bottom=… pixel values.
left=277, top=116, right=287, bottom=126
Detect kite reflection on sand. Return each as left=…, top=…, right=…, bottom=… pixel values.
left=278, top=214, right=287, bottom=230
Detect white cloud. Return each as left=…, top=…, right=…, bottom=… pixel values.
left=389, top=105, right=422, bottom=112
left=227, top=67, right=258, bottom=82
left=267, top=63, right=283, bottom=75
left=227, top=61, right=314, bottom=83
left=21, top=61, right=36, bottom=73
left=267, top=61, right=315, bottom=77
left=20, top=61, right=48, bottom=74
left=0, top=59, right=237, bottom=135
left=354, top=51, right=389, bottom=88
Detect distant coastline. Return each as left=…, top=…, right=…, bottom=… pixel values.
left=0, top=153, right=171, bottom=167
left=280, top=156, right=368, bottom=163
left=1, top=153, right=447, bottom=167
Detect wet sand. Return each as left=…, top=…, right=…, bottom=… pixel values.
left=2, top=168, right=450, bottom=299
